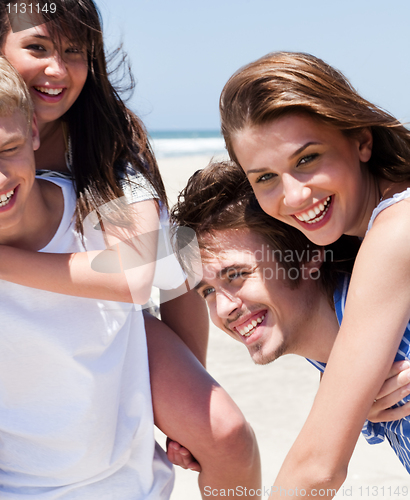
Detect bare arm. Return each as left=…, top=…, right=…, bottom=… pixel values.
left=166, top=360, right=410, bottom=474
left=271, top=202, right=410, bottom=498
left=145, top=312, right=261, bottom=499
left=0, top=200, right=160, bottom=304
left=160, top=288, right=209, bottom=366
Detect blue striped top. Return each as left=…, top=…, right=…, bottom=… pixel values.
left=307, top=274, right=410, bottom=474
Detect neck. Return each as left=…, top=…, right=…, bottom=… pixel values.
left=38, top=119, right=61, bottom=141
left=348, top=171, right=382, bottom=238
left=35, top=120, right=68, bottom=172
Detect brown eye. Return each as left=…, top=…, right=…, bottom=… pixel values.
left=297, top=154, right=318, bottom=167
left=202, top=287, right=215, bottom=298
left=227, top=270, right=250, bottom=281
left=256, top=172, right=276, bottom=183
left=26, top=44, right=46, bottom=51
left=66, top=46, right=85, bottom=55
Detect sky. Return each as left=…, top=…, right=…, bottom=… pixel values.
left=97, top=0, right=410, bottom=132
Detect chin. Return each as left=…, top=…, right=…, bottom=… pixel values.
left=249, top=346, right=282, bottom=366
left=300, top=223, right=343, bottom=247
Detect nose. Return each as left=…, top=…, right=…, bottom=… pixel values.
left=215, top=289, right=242, bottom=319
left=282, top=173, right=311, bottom=208
left=44, top=52, right=68, bottom=79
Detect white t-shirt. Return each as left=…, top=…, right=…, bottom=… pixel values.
left=0, top=177, right=181, bottom=499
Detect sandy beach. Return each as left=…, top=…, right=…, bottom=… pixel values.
left=156, top=155, right=409, bottom=499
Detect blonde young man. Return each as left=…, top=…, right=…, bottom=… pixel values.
left=0, top=59, right=260, bottom=499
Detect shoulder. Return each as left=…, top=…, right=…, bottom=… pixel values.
left=351, top=196, right=410, bottom=302
left=36, top=176, right=75, bottom=205
left=369, top=183, right=410, bottom=230
left=366, top=183, right=410, bottom=247
left=37, top=177, right=63, bottom=205
left=118, top=163, right=159, bottom=204
left=37, top=177, right=77, bottom=232
left=368, top=195, right=410, bottom=246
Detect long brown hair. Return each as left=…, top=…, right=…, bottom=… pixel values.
left=0, top=0, right=167, bottom=232
left=171, top=160, right=360, bottom=303
left=220, top=51, right=410, bottom=183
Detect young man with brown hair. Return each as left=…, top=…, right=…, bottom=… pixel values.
left=169, top=160, right=410, bottom=477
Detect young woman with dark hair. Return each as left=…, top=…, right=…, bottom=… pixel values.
left=0, top=1, right=262, bottom=497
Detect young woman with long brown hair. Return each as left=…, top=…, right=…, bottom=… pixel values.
left=220, top=51, right=410, bottom=496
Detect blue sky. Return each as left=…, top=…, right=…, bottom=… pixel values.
left=97, top=0, right=410, bottom=132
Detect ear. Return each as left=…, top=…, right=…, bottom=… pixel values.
left=357, top=127, right=373, bottom=163
left=31, top=113, right=40, bottom=152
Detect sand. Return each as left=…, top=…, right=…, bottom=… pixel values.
left=156, top=155, right=409, bottom=499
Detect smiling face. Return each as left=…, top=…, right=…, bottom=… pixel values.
left=2, top=23, right=88, bottom=130
left=196, top=229, right=321, bottom=365
left=232, top=113, right=377, bottom=245
left=0, top=109, right=40, bottom=236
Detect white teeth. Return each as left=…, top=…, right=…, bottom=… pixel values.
left=238, top=314, right=265, bottom=337
left=294, top=197, right=332, bottom=225
left=306, top=212, right=325, bottom=224
left=0, top=189, right=14, bottom=207
left=35, top=86, right=64, bottom=96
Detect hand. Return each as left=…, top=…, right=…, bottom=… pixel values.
left=368, top=360, right=410, bottom=423
left=166, top=438, right=202, bottom=472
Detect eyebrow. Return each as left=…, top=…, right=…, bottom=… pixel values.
left=20, top=34, right=50, bottom=41
left=246, top=141, right=321, bottom=175
left=289, top=141, right=320, bottom=159
left=0, top=135, right=25, bottom=149
left=20, top=33, right=84, bottom=51
left=32, top=34, right=50, bottom=40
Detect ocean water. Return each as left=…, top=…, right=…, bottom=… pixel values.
left=149, top=130, right=226, bottom=159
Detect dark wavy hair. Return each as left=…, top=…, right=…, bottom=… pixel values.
left=0, top=0, right=167, bottom=232
left=220, top=51, right=410, bottom=183
left=171, top=160, right=360, bottom=303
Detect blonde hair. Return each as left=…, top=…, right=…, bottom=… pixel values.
left=220, top=51, right=410, bottom=182
left=0, top=56, right=33, bottom=124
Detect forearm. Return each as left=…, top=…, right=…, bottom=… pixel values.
left=0, top=245, right=153, bottom=303
left=270, top=414, right=350, bottom=499
left=0, top=198, right=161, bottom=303
left=145, top=313, right=261, bottom=499
left=270, top=335, right=390, bottom=498
left=269, top=468, right=346, bottom=499
left=271, top=227, right=410, bottom=496
left=160, top=288, right=209, bottom=366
